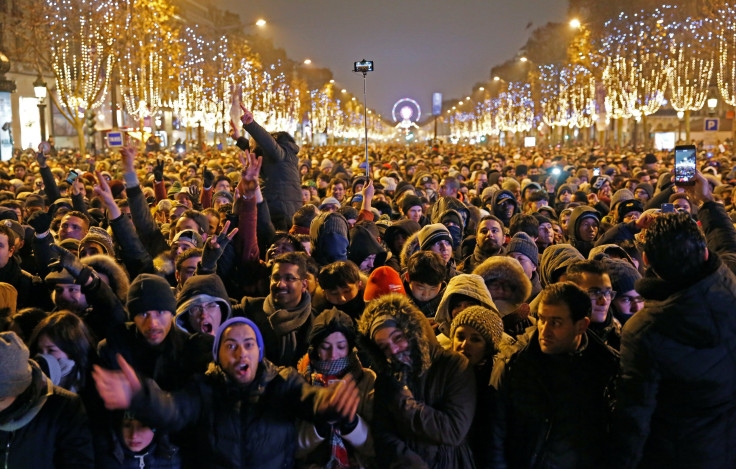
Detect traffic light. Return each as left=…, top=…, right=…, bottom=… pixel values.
left=85, top=110, right=96, bottom=136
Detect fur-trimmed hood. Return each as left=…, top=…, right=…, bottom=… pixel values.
left=473, top=256, right=532, bottom=306
left=81, top=254, right=130, bottom=302
left=399, top=231, right=421, bottom=271
left=357, top=293, right=438, bottom=378
left=430, top=196, right=469, bottom=233
left=434, top=274, right=498, bottom=337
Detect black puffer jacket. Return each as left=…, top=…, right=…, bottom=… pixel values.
left=242, top=120, right=302, bottom=231
left=489, top=329, right=618, bottom=469
left=608, top=253, right=736, bottom=469
left=128, top=360, right=327, bottom=469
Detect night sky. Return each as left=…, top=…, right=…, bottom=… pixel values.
left=226, top=0, right=569, bottom=122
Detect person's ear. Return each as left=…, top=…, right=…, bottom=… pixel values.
left=576, top=317, right=590, bottom=335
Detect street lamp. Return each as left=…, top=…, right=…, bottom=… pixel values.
left=33, top=75, right=47, bottom=142
left=303, top=58, right=312, bottom=65
left=569, top=18, right=582, bottom=29
left=707, top=98, right=718, bottom=112
left=255, top=18, right=266, bottom=27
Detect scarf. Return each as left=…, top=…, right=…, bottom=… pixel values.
left=264, top=291, right=312, bottom=362
left=0, top=363, right=50, bottom=432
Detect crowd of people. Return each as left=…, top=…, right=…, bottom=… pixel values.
left=1, top=103, right=736, bottom=469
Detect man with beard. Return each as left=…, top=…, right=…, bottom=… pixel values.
left=460, top=216, right=505, bottom=273
left=533, top=213, right=556, bottom=254
left=359, top=294, right=476, bottom=468
left=233, top=251, right=315, bottom=367
left=98, top=273, right=213, bottom=391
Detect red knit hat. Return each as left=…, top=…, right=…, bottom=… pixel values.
left=363, top=266, right=406, bottom=302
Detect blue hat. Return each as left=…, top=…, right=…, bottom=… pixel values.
left=212, top=317, right=264, bottom=363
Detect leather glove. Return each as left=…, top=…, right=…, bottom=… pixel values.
left=153, top=158, right=165, bottom=182
left=203, top=168, right=214, bottom=189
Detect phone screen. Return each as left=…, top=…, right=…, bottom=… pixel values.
left=65, top=170, right=79, bottom=184
left=674, top=146, right=696, bottom=185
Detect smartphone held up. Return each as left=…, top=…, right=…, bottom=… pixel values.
left=674, top=145, right=696, bottom=186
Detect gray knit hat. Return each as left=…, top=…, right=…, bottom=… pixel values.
left=604, top=258, right=641, bottom=294
left=610, top=188, right=635, bottom=211
left=507, top=232, right=539, bottom=266
left=417, top=223, right=452, bottom=251
left=450, top=305, right=504, bottom=351
left=0, top=332, right=32, bottom=398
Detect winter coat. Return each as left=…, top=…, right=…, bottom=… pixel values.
left=537, top=244, right=584, bottom=289
left=128, top=360, right=328, bottom=469
left=434, top=274, right=498, bottom=348
left=348, top=224, right=387, bottom=268
left=95, top=430, right=181, bottom=469
left=0, top=362, right=94, bottom=468
left=567, top=205, right=599, bottom=258
left=358, top=294, right=476, bottom=469
left=0, top=256, right=52, bottom=311
left=608, top=253, right=736, bottom=469
left=242, top=120, right=303, bottom=230
left=384, top=219, right=421, bottom=260
left=98, top=323, right=213, bottom=392
left=489, top=329, right=619, bottom=469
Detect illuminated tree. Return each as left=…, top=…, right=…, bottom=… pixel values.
left=119, top=0, right=180, bottom=141
left=37, top=0, right=128, bottom=150
left=716, top=4, right=736, bottom=143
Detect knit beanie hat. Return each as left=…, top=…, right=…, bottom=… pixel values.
left=604, top=258, right=641, bottom=294
left=502, top=179, right=520, bottom=192
left=417, top=223, right=452, bottom=251
left=0, top=331, right=32, bottom=398
left=213, top=317, right=264, bottom=363
left=450, top=305, right=504, bottom=351
left=312, top=212, right=350, bottom=241
left=644, top=153, right=658, bottom=164
left=401, top=195, right=423, bottom=215
left=610, top=188, right=634, bottom=210
left=166, top=181, right=182, bottom=199
left=127, top=273, right=177, bottom=318
left=59, top=238, right=80, bottom=253
left=109, top=181, right=126, bottom=199
left=481, top=186, right=496, bottom=202
left=320, top=158, right=333, bottom=170
left=80, top=226, right=115, bottom=256
left=507, top=232, right=539, bottom=266
left=364, top=266, right=406, bottom=302
left=172, top=229, right=204, bottom=249
left=319, top=197, right=341, bottom=210
left=617, top=199, right=643, bottom=220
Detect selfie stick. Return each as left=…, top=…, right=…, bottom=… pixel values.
left=354, top=59, right=373, bottom=179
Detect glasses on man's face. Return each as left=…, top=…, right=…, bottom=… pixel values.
left=191, top=302, right=220, bottom=315
left=270, top=274, right=302, bottom=284
left=616, top=294, right=644, bottom=305
left=587, top=288, right=616, bottom=300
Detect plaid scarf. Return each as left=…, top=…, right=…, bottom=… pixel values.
left=308, top=355, right=353, bottom=468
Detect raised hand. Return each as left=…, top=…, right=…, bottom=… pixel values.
left=230, top=84, right=243, bottom=138
left=188, top=184, right=201, bottom=202
left=239, top=103, right=254, bottom=126
left=202, top=166, right=215, bottom=189
left=93, top=170, right=122, bottom=219
left=237, top=150, right=262, bottom=196
left=317, top=375, right=360, bottom=423
left=120, top=144, right=137, bottom=174
left=679, top=170, right=714, bottom=206
left=153, top=158, right=165, bottom=182
left=200, top=220, right=239, bottom=272
left=92, top=355, right=141, bottom=410
left=71, top=178, right=85, bottom=197
left=36, top=151, right=48, bottom=168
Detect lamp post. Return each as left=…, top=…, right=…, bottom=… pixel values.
left=33, top=75, right=47, bottom=142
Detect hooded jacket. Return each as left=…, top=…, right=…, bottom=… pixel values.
left=357, top=294, right=476, bottom=469
left=490, top=190, right=520, bottom=227
left=538, top=244, right=585, bottom=289
left=242, top=120, right=303, bottom=230
left=175, top=274, right=233, bottom=334
left=566, top=205, right=599, bottom=259
left=348, top=223, right=387, bottom=269
left=434, top=274, right=499, bottom=347
left=608, top=252, right=736, bottom=469
left=310, top=212, right=350, bottom=267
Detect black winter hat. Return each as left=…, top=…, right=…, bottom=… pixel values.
left=127, top=273, right=176, bottom=318
left=176, top=274, right=231, bottom=317
left=604, top=258, right=641, bottom=294
left=401, top=195, right=423, bottom=215
left=309, top=307, right=357, bottom=352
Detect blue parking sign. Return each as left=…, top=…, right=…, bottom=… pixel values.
left=705, top=118, right=719, bottom=131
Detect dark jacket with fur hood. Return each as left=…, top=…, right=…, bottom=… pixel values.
left=358, top=294, right=476, bottom=469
